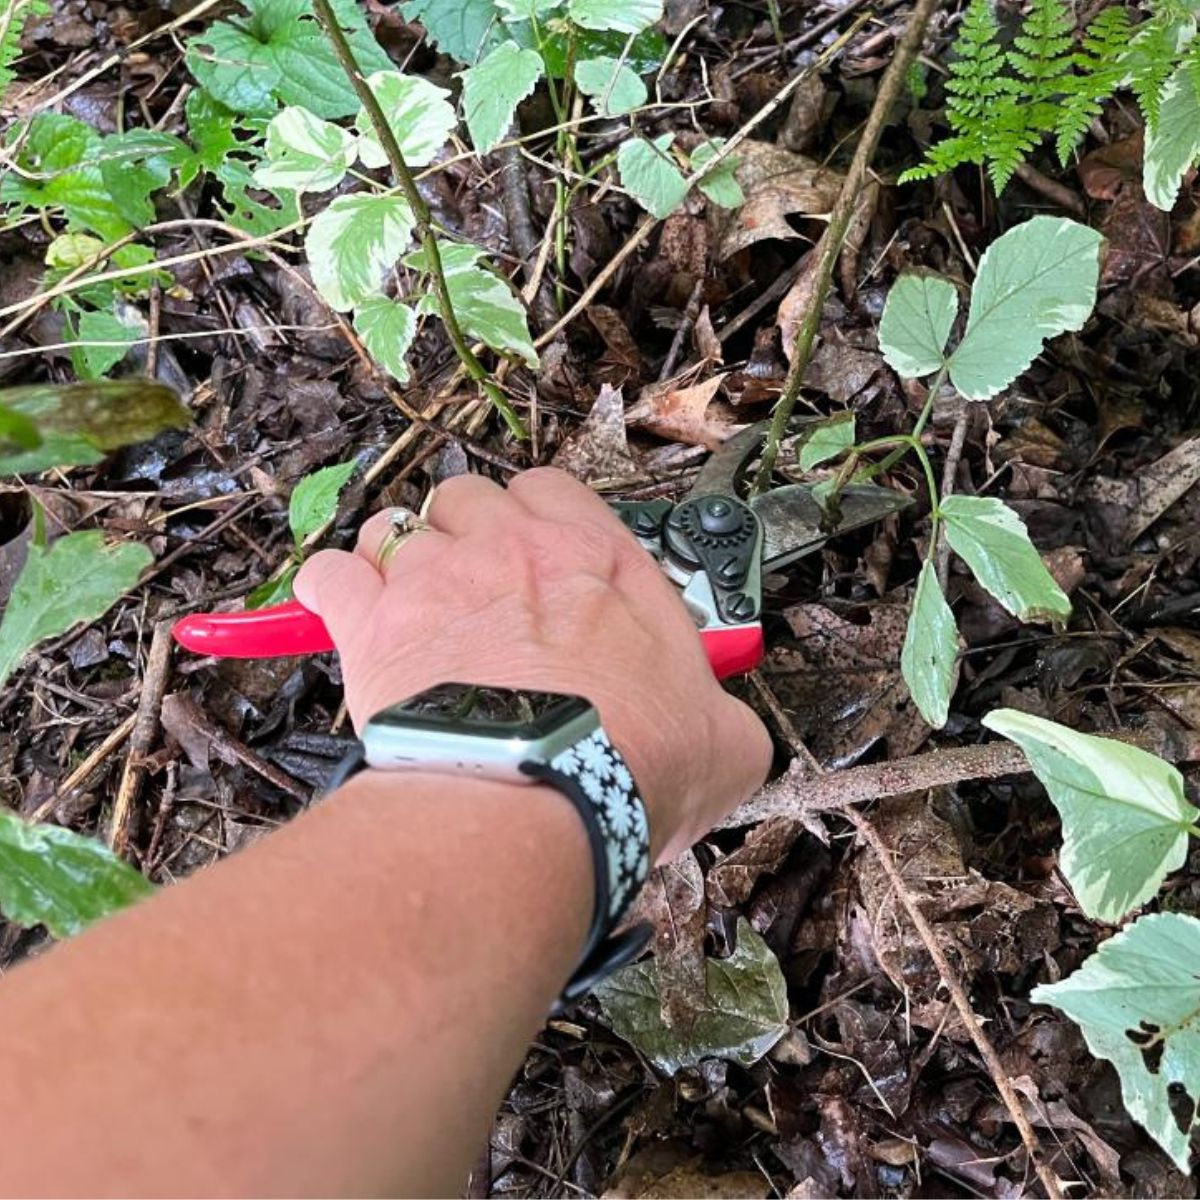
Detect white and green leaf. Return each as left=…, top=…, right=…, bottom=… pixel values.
left=575, top=55, right=647, bottom=116
left=1032, top=912, right=1200, bottom=1172
left=940, top=495, right=1071, bottom=622
left=982, top=709, right=1198, bottom=922
left=568, top=0, right=662, bottom=34
left=306, top=192, right=416, bottom=311
left=355, top=71, right=458, bottom=170
left=1143, top=64, right=1200, bottom=211
left=254, top=105, right=357, bottom=194
left=0, top=809, right=154, bottom=937
left=901, top=561, right=960, bottom=728
left=690, top=138, right=744, bottom=209
left=353, top=296, right=418, bottom=384
left=879, top=274, right=959, bottom=379
left=617, top=133, right=688, bottom=219
left=459, top=41, right=543, bottom=154
left=949, top=216, right=1103, bottom=400
left=288, top=460, right=357, bottom=545
left=0, top=531, right=151, bottom=689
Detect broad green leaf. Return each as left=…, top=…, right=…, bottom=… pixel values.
left=186, top=20, right=282, bottom=116
left=0, top=532, right=152, bottom=688
left=254, top=106, right=357, bottom=193
left=459, top=41, right=543, bottom=154
left=496, top=0, right=560, bottom=19
left=45, top=233, right=107, bottom=270
left=0, top=809, right=154, bottom=937
left=1144, top=65, right=1200, bottom=211
left=399, top=0, right=505, bottom=62
left=901, top=561, right=959, bottom=728
left=568, top=0, right=662, bottom=34
left=98, top=130, right=187, bottom=228
left=0, top=406, right=41, bottom=456
left=181, top=91, right=244, bottom=188
left=949, top=217, right=1102, bottom=400
left=353, top=296, right=418, bottom=383
left=407, top=242, right=539, bottom=366
left=575, top=55, right=648, bottom=116
left=355, top=71, right=458, bottom=170
left=617, top=133, right=688, bottom=219
left=289, top=460, right=356, bottom=543
left=542, top=26, right=666, bottom=77
left=982, top=709, right=1198, bottom=922
left=306, top=192, right=417, bottom=311
left=879, top=274, right=959, bottom=379
left=940, top=495, right=1070, bottom=622
left=690, top=139, right=744, bottom=208
left=69, top=310, right=141, bottom=380
left=0, top=381, right=191, bottom=476
left=246, top=564, right=299, bottom=609
left=1032, top=912, right=1200, bottom=1172
left=595, top=918, right=788, bottom=1073
left=798, top=411, right=854, bottom=470
left=0, top=113, right=130, bottom=241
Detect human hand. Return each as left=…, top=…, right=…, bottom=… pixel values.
left=294, top=469, right=771, bottom=862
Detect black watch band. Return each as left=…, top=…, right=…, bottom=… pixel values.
left=323, top=730, right=651, bottom=1011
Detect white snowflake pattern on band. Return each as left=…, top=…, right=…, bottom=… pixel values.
left=550, top=729, right=649, bottom=922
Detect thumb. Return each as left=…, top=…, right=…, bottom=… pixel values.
left=294, top=549, right=383, bottom=656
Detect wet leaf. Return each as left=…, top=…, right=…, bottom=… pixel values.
left=460, top=41, right=543, bottom=153
left=306, top=192, right=417, bottom=311
left=575, top=55, right=648, bottom=117
left=0, top=809, right=154, bottom=937
left=879, top=274, right=959, bottom=379
left=1032, top=912, right=1200, bottom=1172
left=354, top=296, right=419, bottom=384
left=407, top=241, right=538, bottom=366
left=0, top=531, right=152, bottom=688
left=289, top=460, right=356, bottom=545
left=254, top=105, right=357, bottom=194
left=982, top=709, right=1198, bottom=922
left=595, top=918, right=788, bottom=1073
left=940, top=495, right=1071, bottom=622
left=901, top=561, right=960, bottom=728
left=618, top=133, right=689, bottom=219
left=798, top=411, right=854, bottom=469
left=0, top=381, right=191, bottom=475
left=355, top=71, right=458, bottom=170
left=949, top=217, right=1103, bottom=400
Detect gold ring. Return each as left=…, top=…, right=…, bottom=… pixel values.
left=375, top=507, right=430, bottom=571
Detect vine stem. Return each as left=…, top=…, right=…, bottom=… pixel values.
left=309, top=0, right=528, bottom=439
left=751, top=0, right=944, bottom=494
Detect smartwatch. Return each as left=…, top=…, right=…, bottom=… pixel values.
left=325, top=683, right=653, bottom=1010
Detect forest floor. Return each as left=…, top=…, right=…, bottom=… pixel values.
left=2, top=0, right=1200, bottom=1195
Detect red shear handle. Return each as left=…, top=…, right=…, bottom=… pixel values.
left=173, top=601, right=764, bottom=678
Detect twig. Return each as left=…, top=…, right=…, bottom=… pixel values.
left=753, top=0, right=944, bottom=493
left=533, top=15, right=869, bottom=350
left=1013, top=163, right=1086, bottom=218
left=936, top=406, right=970, bottom=590
left=497, top=138, right=559, bottom=331
left=310, top=0, right=527, bottom=439
left=721, top=726, right=1200, bottom=828
left=108, top=621, right=175, bottom=857
left=29, top=713, right=138, bottom=823
left=840, top=806, right=1064, bottom=1200
left=658, top=279, right=705, bottom=381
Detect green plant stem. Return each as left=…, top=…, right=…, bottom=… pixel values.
left=855, top=362, right=951, bottom=483
left=309, top=0, right=528, bottom=439
left=751, top=0, right=944, bottom=495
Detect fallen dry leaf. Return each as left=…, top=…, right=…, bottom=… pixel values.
left=625, top=373, right=744, bottom=450
left=712, top=140, right=843, bottom=260
left=707, top=817, right=800, bottom=908
left=603, top=1141, right=770, bottom=1199
left=1083, top=435, right=1200, bottom=544
left=552, top=383, right=640, bottom=483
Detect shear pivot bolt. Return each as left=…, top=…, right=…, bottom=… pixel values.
left=698, top=497, right=741, bottom=535
left=726, top=592, right=758, bottom=621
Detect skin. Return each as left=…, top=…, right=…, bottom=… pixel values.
left=0, top=468, right=771, bottom=1198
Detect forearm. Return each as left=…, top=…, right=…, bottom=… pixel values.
left=0, top=772, right=592, bottom=1198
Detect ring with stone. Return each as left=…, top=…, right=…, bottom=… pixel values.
left=375, top=507, right=430, bottom=571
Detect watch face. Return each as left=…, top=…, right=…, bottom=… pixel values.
left=375, top=684, right=593, bottom=739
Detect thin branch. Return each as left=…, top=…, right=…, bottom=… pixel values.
left=936, top=406, right=970, bottom=589
left=309, top=0, right=528, bottom=439
left=752, top=0, right=945, bottom=493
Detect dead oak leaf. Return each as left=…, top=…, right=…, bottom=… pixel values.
left=626, top=374, right=745, bottom=450
left=552, top=383, right=640, bottom=483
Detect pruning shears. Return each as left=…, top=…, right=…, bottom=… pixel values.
left=172, top=424, right=911, bottom=678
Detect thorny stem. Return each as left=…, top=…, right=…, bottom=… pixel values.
left=751, top=0, right=944, bottom=494
left=310, top=0, right=529, bottom=439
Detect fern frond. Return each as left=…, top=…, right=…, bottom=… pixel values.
left=1126, top=14, right=1181, bottom=129
left=943, top=0, right=1008, bottom=135
left=898, top=135, right=987, bottom=183
left=0, top=0, right=47, bottom=91
left=1054, top=6, right=1132, bottom=163
left=1008, top=0, right=1076, bottom=101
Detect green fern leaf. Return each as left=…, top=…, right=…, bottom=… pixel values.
left=0, top=0, right=49, bottom=91
left=1127, top=14, right=1184, bottom=129
left=1054, top=6, right=1133, bottom=163
left=1008, top=0, right=1076, bottom=101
